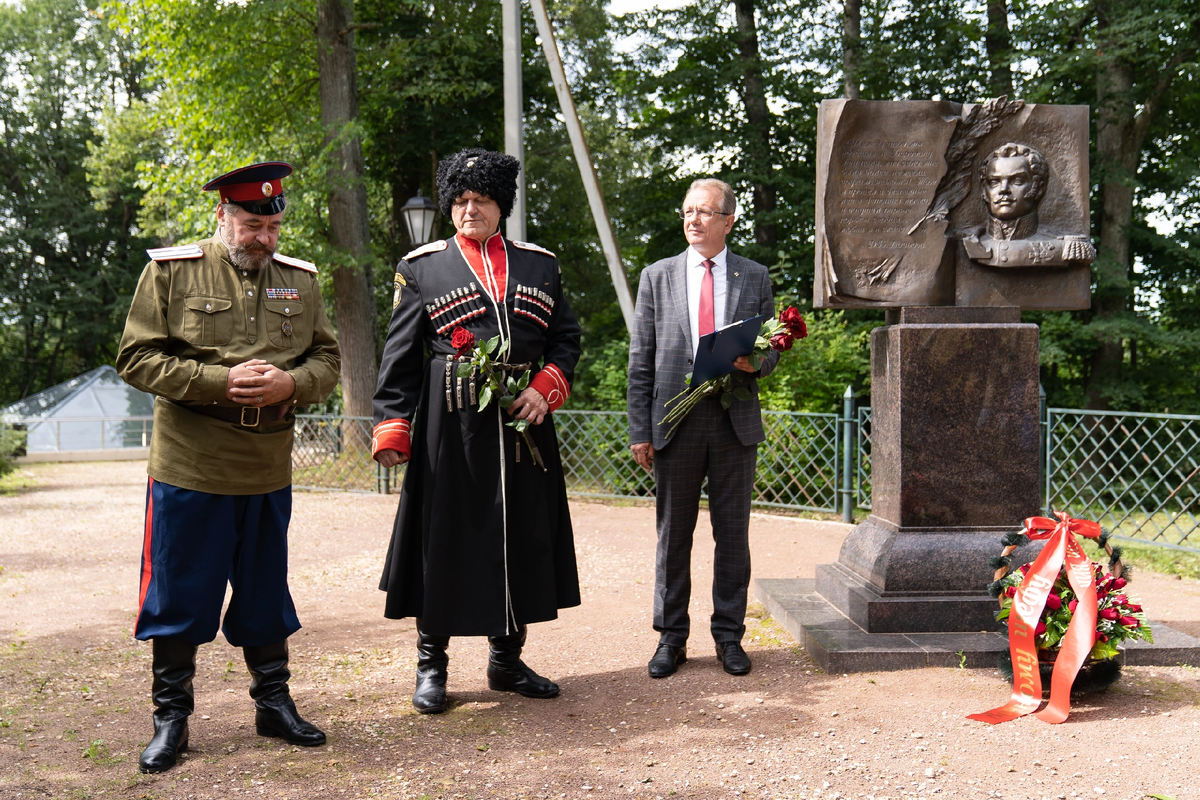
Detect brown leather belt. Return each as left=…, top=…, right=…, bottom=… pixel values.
left=174, top=401, right=295, bottom=428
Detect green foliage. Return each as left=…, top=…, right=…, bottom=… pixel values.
left=0, top=426, right=26, bottom=479
left=758, top=312, right=871, bottom=412
left=0, top=0, right=152, bottom=407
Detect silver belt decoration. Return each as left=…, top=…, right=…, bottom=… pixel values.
left=444, top=355, right=454, bottom=411
left=469, top=366, right=478, bottom=406
left=456, top=369, right=463, bottom=409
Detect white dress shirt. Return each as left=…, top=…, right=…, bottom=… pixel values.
left=685, top=245, right=728, bottom=359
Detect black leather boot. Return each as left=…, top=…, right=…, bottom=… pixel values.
left=139, top=638, right=196, bottom=774
left=486, top=625, right=559, bottom=699
left=244, top=641, right=326, bottom=746
left=413, top=621, right=450, bottom=714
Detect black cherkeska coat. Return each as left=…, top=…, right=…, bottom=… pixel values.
left=372, top=233, right=582, bottom=637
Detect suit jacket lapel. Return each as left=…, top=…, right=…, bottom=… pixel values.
left=667, top=252, right=693, bottom=354
left=724, top=253, right=748, bottom=326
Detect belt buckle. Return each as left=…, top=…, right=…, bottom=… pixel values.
left=240, top=406, right=262, bottom=427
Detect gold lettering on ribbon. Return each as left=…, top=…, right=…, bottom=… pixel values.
left=1014, top=571, right=1054, bottom=621
left=1013, top=648, right=1039, bottom=700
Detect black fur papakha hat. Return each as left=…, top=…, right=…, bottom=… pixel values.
left=436, top=149, right=521, bottom=218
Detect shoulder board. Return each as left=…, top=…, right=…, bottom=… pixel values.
left=510, top=240, right=556, bottom=258
left=403, top=240, right=449, bottom=261
left=273, top=253, right=318, bottom=273
left=146, top=244, right=204, bottom=262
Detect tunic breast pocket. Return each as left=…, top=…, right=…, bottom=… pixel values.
left=183, top=296, right=234, bottom=346
left=265, top=300, right=308, bottom=347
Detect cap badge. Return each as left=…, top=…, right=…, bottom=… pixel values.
left=262, top=182, right=274, bottom=197
left=466, top=159, right=476, bottom=169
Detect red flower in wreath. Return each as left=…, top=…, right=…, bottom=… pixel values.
left=450, top=325, right=475, bottom=356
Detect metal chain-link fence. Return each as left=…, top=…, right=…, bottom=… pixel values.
left=12, top=401, right=1200, bottom=551
left=1046, top=408, right=1200, bottom=551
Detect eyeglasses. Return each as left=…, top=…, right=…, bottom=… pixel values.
left=678, top=208, right=732, bottom=221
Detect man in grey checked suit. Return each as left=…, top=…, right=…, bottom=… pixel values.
left=627, top=178, right=779, bottom=678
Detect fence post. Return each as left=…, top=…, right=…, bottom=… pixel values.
left=841, top=385, right=856, bottom=523
left=375, top=461, right=392, bottom=495
left=1039, top=383, right=1048, bottom=514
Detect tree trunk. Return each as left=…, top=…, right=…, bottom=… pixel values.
left=316, top=0, right=377, bottom=420
left=1088, top=1, right=1139, bottom=409
left=732, top=0, right=777, bottom=251
left=842, top=0, right=861, bottom=100
left=985, top=0, right=1013, bottom=97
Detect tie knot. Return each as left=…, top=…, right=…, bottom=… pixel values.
left=702, top=259, right=714, bottom=272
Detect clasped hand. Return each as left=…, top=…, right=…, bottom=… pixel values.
left=226, top=359, right=295, bottom=407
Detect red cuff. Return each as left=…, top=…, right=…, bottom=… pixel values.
left=372, top=419, right=411, bottom=461
left=529, top=364, right=570, bottom=412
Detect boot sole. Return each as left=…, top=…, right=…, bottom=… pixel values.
left=487, top=678, right=559, bottom=698
left=414, top=702, right=448, bottom=715
left=255, top=726, right=326, bottom=746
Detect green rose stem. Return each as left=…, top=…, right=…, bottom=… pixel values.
left=458, top=335, right=546, bottom=473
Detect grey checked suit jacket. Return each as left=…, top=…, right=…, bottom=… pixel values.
left=627, top=250, right=779, bottom=451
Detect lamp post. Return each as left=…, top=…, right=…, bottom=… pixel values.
left=400, top=193, right=438, bottom=246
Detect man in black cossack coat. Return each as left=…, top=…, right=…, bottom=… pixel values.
left=371, top=149, right=582, bottom=714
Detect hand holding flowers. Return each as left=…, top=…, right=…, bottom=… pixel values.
left=451, top=326, right=547, bottom=472
left=659, top=306, right=808, bottom=439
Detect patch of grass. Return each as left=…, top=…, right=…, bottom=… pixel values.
left=82, top=737, right=124, bottom=766
left=0, top=467, right=36, bottom=496
left=1119, top=542, right=1200, bottom=580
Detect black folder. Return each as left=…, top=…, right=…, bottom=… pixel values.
left=691, top=313, right=767, bottom=385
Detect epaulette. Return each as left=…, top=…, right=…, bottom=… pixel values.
left=511, top=240, right=556, bottom=258
left=403, top=240, right=448, bottom=261
left=273, top=253, right=318, bottom=273
left=147, top=244, right=204, bottom=262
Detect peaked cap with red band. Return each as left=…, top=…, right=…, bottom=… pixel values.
left=202, top=161, right=292, bottom=215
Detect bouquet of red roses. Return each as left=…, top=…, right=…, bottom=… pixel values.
left=659, top=306, right=808, bottom=439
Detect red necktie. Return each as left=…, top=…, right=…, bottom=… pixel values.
left=698, top=259, right=715, bottom=337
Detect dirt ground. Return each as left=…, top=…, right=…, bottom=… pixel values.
left=1, top=461, right=1199, bottom=800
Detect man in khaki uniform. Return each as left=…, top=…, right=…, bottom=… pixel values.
left=117, top=162, right=340, bottom=773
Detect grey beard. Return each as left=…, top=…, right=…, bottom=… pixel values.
left=229, top=243, right=274, bottom=271
left=219, top=223, right=275, bottom=271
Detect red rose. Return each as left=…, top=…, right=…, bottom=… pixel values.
left=450, top=326, right=475, bottom=356
left=1004, top=586, right=1017, bottom=598
left=1127, top=603, right=1142, bottom=613
left=1099, top=608, right=1120, bottom=621
left=1119, top=615, right=1140, bottom=628
left=1095, top=631, right=1108, bottom=643
left=779, top=306, right=808, bottom=339
left=769, top=332, right=794, bottom=352
left=1068, top=599, right=1078, bottom=613
left=1112, top=577, right=1127, bottom=590
left=1035, top=621, right=1046, bottom=635
left=1045, top=593, right=1062, bottom=610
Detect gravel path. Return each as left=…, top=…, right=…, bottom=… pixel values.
left=1, top=461, right=1198, bottom=800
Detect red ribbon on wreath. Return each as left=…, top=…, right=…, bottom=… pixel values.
left=968, top=511, right=1101, bottom=725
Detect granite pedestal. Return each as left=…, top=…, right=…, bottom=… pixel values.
left=757, top=307, right=1200, bottom=670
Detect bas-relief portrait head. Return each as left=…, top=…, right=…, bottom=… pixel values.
left=980, top=143, right=1047, bottom=225
left=961, top=142, right=1095, bottom=267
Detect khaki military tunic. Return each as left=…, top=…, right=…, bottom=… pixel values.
left=117, top=236, right=341, bottom=495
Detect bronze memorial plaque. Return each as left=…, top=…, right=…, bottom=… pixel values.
left=814, top=98, right=1093, bottom=310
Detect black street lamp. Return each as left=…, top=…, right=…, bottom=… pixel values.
left=400, top=193, right=438, bottom=246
